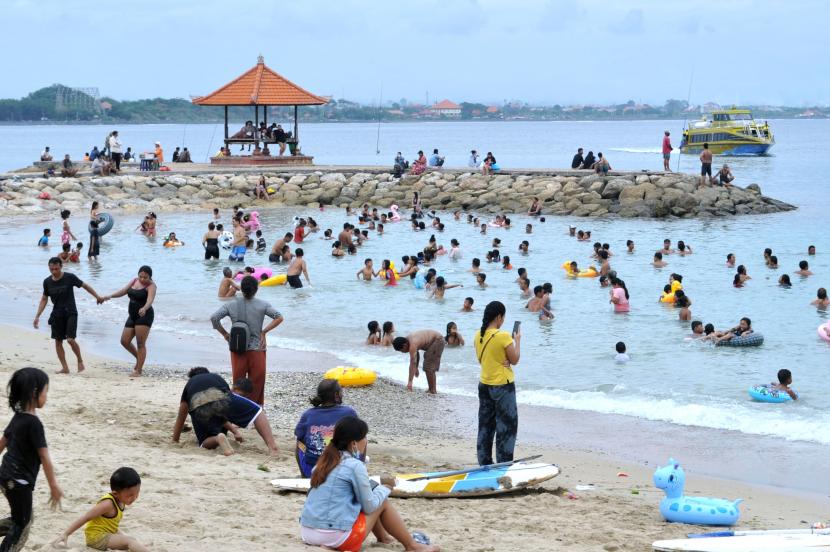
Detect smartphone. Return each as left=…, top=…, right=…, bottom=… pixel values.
left=512, top=320, right=521, bottom=337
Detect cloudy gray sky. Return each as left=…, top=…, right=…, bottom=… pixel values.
left=1, top=0, right=827, bottom=105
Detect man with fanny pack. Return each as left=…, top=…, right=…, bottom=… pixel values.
left=210, top=276, right=283, bottom=405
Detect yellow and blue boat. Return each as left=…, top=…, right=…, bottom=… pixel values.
left=680, top=107, right=774, bottom=156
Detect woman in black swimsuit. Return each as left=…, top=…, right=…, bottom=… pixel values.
left=102, top=265, right=157, bottom=377
left=202, top=222, right=221, bottom=260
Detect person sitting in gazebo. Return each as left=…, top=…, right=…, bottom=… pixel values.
left=272, top=125, right=288, bottom=156
left=232, top=120, right=256, bottom=151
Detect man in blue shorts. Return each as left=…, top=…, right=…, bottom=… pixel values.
left=171, top=367, right=280, bottom=456
left=229, top=218, right=247, bottom=262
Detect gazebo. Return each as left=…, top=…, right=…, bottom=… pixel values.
left=192, top=56, right=327, bottom=165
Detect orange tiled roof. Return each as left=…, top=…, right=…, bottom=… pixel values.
left=431, top=99, right=461, bottom=110
left=192, top=56, right=327, bottom=106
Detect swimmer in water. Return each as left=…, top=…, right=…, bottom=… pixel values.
left=58, top=242, right=71, bottom=263
left=444, top=322, right=465, bottom=347
left=202, top=222, right=221, bottom=260
left=380, top=259, right=397, bottom=286
left=518, top=277, right=531, bottom=298
left=811, top=287, right=830, bottom=308
left=286, top=248, right=310, bottom=288
left=653, top=252, right=667, bottom=268
left=475, top=273, right=488, bottom=288
left=218, top=267, right=240, bottom=298
left=713, top=317, right=753, bottom=345
left=737, top=264, right=751, bottom=283
left=526, top=285, right=545, bottom=312
left=357, top=258, right=375, bottom=280
left=726, top=253, right=735, bottom=267
left=626, top=240, right=635, bottom=253
left=795, top=260, right=813, bottom=277
left=771, top=368, right=798, bottom=400
left=690, top=320, right=704, bottom=338
left=675, top=293, right=691, bottom=321
left=381, top=321, right=395, bottom=346
left=430, top=276, right=462, bottom=300
left=768, top=255, right=779, bottom=269
left=366, top=321, right=381, bottom=345
left=469, top=257, right=481, bottom=273
left=661, top=239, right=675, bottom=255
left=677, top=240, right=692, bottom=256
left=331, top=241, right=345, bottom=257
left=461, top=297, right=475, bottom=312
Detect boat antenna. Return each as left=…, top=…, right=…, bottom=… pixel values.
left=375, top=82, right=383, bottom=155
left=678, top=66, right=695, bottom=172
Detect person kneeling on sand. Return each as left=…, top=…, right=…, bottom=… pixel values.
left=294, top=379, right=358, bottom=477
left=300, top=416, right=440, bottom=552
left=392, top=330, right=445, bottom=394
left=171, top=367, right=280, bottom=456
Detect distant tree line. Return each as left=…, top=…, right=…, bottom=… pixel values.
left=0, top=85, right=824, bottom=123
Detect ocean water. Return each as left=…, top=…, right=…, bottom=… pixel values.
left=1, top=120, right=828, bottom=446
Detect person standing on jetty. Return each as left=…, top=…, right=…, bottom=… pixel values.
left=475, top=301, right=521, bottom=465
left=699, top=142, right=713, bottom=187
left=662, top=131, right=673, bottom=172
left=392, top=330, right=445, bottom=394
left=33, top=257, right=103, bottom=374
left=210, top=276, right=284, bottom=405
left=108, top=131, right=123, bottom=172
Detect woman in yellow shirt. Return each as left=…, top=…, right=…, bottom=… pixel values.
left=473, top=300, right=521, bottom=466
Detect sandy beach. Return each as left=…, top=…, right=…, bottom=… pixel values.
left=1, top=323, right=826, bottom=552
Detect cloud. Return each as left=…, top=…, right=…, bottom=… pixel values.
left=607, top=8, right=644, bottom=34
left=537, top=0, right=585, bottom=32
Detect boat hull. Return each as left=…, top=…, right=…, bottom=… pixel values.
left=680, top=142, right=773, bottom=156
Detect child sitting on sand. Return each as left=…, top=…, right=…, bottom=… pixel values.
left=771, top=369, right=798, bottom=400
left=445, top=322, right=465, bottom=347
left=54, top=467, right=148, bottom=552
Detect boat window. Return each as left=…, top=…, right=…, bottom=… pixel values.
left=732, top=113, right=752, bottom=120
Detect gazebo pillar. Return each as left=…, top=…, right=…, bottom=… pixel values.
left=293, top=105, right=299, bottom=143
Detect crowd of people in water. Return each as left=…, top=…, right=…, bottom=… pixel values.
left=17, top=180, right=827, bottom=551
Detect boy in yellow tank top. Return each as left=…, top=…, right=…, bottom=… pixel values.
left=53, top=467, right=148, bottom=551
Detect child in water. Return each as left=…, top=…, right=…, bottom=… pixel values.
left=69, top=242, right=83, bottom=263
left=461, top=297, right=475, bottom=312
left=58, top=242, right=72, bottom=263
left=356, top=258, right=375, bottom=280
left=430, top=276, right=462, bottom=299
left=366, top=321, right=381, bottom=345
left=60, top=209, right=76, bottom=245
left=770, top=368, right=798, bottom=400
left=38, top=228, right=51, bottom=247
left=381, top=321, right=395, bottom=346
left=218, top=267, right=240, bottom=298
left=444, top=322, right=465, bottom=347
left=255, top=230, right=266, bottom=252
left=476, top=273, right=488, bottom=288
left=54, top=467, right=148, bottom=551
left=381, top=260, right=397, bottom=286
left=675, top=294, right=692, bottom=321
left=614, top=342, right=630, bottom=363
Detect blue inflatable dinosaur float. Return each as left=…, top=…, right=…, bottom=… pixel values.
left=653, top=458, right=742, bottom=526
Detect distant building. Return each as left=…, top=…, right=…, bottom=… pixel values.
left=430, top=99, right=461, bottom=117
left=486, top=106, right=500, bottom=114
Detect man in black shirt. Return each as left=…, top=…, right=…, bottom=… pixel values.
left=33, top=257, right=102, bottom=374
left=172, top=368, right=280, bottom=456
left=571, top=148, right=585, bottom=169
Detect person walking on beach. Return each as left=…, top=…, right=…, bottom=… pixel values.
left=699, top=142, right=713, bottom=187
left=0, top=367, right=64, bottom=551
left=33, top=257, right=103, bottom=374
left=392, top=330, right=444, bottom=394
left=100, top=266, right=156, bottom=377
left=475, top=301, right=521, bottom=466
left=108, top=131, right=123, bottom=171
left=662, top=131, right=673, bottom=172
left=210, top=276, right=284, bottom=406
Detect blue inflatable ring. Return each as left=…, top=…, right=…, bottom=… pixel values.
left=748, top=384, right=796, bottom=403
left=90, top=212, right=114, bottom=236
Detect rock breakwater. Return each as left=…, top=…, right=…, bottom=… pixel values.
left=0, top=169, right=795, bottom=218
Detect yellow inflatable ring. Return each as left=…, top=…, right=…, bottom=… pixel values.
left=324, top=366, right=377, bottom=387
left=660, top=292, right=676, bottom=303
left=671, top=281, right=683, bottom=293
left=260, top=274, right=287, bottom=287
left=561, top=261, right=598, bottom=277
left=164, top=241, right=183, bottom=248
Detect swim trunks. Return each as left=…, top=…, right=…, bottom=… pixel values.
left=230, top=245, right=246, bottom=262
left=125, top=306, right=154, bottom=328
left=268, top=253, right=280, bottom=263
left=662, top=152, right=670, bottom=160
left=422, top=339, right=445, bottom=373
left=49, top=312, right=77, bottom=340
left=701, top=163, right=712, bottom=177
left=287, top=274, right=302, bottom=288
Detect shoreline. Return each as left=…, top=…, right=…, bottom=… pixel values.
left=0, top=322, right=827, bottom=551
left=6, top=321, right=828, bottom=501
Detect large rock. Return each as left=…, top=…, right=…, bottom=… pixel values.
left=601, top=178, right=630, bottom=199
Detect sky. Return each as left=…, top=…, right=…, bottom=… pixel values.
left=1, top=0, right=828, bottom=106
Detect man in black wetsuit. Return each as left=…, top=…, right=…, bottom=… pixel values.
left=571, top=148, right=584, bottom=169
